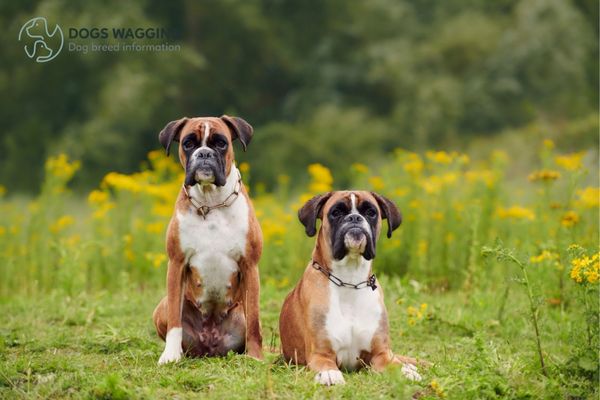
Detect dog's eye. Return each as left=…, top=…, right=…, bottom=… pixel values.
left=331, top=208, right=344, bottom=218
left=365, top=208, right=377, bottom=218
left=214, top=138, right=228, bottom=150
left=183, top=138, right=195, bottom=151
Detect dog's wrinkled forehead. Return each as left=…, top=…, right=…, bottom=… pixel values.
left=179, top=117, right=233, bottom=143
left=322, top=191, right=380, bottom=219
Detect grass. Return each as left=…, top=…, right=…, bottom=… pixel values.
left=1, top=275, right=596, bottom=399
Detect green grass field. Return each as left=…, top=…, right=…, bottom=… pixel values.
left=0, top=277, right=596, bottom=399
left=0, top=141, right=598, bottom=399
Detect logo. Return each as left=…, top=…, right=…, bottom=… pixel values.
left=18, top=17, right=64, bottom=63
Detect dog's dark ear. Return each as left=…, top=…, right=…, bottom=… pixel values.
left=221, top=115, right=253, bottom=151
left=370, top=192, right=402, bottom=238
left=159, top=118, right=188, bottom=156
left=298, top=192, right=333, bottom=237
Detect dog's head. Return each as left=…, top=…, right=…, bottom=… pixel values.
left=298, top=191, right=401, bottom=261
left=158, top=115, right=253, bottom=187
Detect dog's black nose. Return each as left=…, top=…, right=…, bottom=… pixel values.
left=344, top=214, right=364, bottom=223
left=196, top=148, right=215, bottom=159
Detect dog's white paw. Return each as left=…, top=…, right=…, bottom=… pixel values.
left=158, top=327, right=183, bottom=365
left=158, top=346, right=183, bottom=365
left=401, top=363, right=422, bottom=381
left=315, top=369, right=345, bottom=386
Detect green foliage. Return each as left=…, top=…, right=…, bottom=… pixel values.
left=0, top=0, right=597, bottom=191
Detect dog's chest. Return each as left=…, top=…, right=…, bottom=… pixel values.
left=324, top=268, right=382, bottom=370
left=177, top=197, right=249, bottom=303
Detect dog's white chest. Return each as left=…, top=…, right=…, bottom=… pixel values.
left=177, top=195, right=249, bottom=302
left=324, top=261, right=382, bottom=370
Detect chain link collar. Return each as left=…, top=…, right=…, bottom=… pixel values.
left=182, top=170, right=242, bottom=219
left=311, top=260, right=377, bottom=291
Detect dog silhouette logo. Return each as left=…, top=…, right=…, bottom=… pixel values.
left=18, top=17, right=64, bottom=63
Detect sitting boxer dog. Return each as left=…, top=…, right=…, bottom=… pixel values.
left=279, top=191, right=422, bottom=385
left=153, top=115, right=263, bottom=364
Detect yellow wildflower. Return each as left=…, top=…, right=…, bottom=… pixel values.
left=403, top=154, right=424, bottom=175
left=417, top=240, right=428, bottom=256
left=576, top=187, right=600, bottom=209
left=307, top=163, right=333, bottom=193
left=238, top=162, right=250, bottom=174
left=45, top=154, right=81, bottom=180
left=351, top=163, right=369, bottom=174
left=555, top=152, right=584, bottom=171
left=88, top=190, right=109, bottom=205
left=561, top=211, right=580, bottom=228
left=570, top=253, right=599, bottom=284
left=0, top=185, right=5, bottom=197
left=368, top=176, right=385, bottom=191
left=529, top=250, right=559, bottom=264
left=0, top=226, right=5, bottom=236
left=543, top=139, right=555, bottom=150
left=496, top=206, right=535, bottom=221
left=528, top=170, right=560, bottom=182
left=49, top=215, right=75, bottom=234
left=426, top=151, right=454, bottom=165
left=145, top=252, right=167, bottom=269
left=145, top=221, right=165, bottom=234
left=431, top=380, right=445, bottom=398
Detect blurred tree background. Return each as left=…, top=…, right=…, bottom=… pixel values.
left=0, top=0, right=597, bottom=192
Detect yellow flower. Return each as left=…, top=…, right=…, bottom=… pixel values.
left=570, top=253, right=599, bottom=284
left=576, top=187, right=600, bottom=209
left=238, top=162, right=250, bottom=174
left=92, top=202, right=115, bottom=219
left=88, top=190, right=109, bottom=205
left=403, top=154, right=424, bottom=175
left=431, top=380, right=445, bottom=398
left=145, top=221, right=165, bottom=234
left=528, top=170, right=560, bottom=182
left=145, top=252, right=167, bottom=269
left=561, top=211, right=580, bottom=228
left=426, top=151, right=454, bottom=165
left=496, top=206, right=535, bottom=221
left=49, top=215, right=75, bottom=234
left=0, top=185, right=5, bottom=197
left=351, top=163, right=369, bottom=174
left=307, top=163, right=333, bottom=193
left=0, top=226, right=5, bottom=236
left=368, top=176, right=385, bottom=191
left=465, top=170, right=496, bottom=188
left=555, top=152, right=584, bottom=171
left=529, top=250, right=559, bottom=264
left=45, top=154, right=81, bottom=180
left=543, top=139, right=555, bottom=150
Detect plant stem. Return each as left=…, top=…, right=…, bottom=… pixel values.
left=497, top=282, right=510, bottom=323
left=583, top=287, right=592, bottom=347
left=509, top=254, right=548, bottom=377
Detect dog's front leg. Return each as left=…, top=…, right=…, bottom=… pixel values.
left=158, top=259, right=185, bottom=364
left=308, top=349, right=345, bottom=386
left=241, top=263, right=263, bottom=360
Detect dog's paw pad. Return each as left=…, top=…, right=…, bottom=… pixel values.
left=401, top=363, right=422, bottom=381
left=315, top=369, right=345, bottom=386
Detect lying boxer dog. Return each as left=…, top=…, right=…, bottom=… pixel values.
left=153, top=116, right=263, bottom=364
left=279, top=191, right=422, bottom=385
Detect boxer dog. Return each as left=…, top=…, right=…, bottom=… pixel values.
left=279, top=191, right=422, bottom=385
left=153, top=116, right=263, bottom=364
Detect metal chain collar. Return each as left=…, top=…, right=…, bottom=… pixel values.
left=311, top=260, right=378, bottom=291
left=182, top=171, right=242, bottom=219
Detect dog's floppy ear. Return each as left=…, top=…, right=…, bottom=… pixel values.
left=298, top=192, right=333, bottom=237
left=159, top=118, right=188, bottom=156
left=220, top=115, right=253, bottom=152
left=370, top=192, right=402, bottom=238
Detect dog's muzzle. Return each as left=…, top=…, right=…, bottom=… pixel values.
left=185, top=148, right=226, bottom=187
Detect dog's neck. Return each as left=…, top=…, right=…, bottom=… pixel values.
left=186, top=164, right=240, bottom=206
left=329, top=251, right=373, bottom=284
